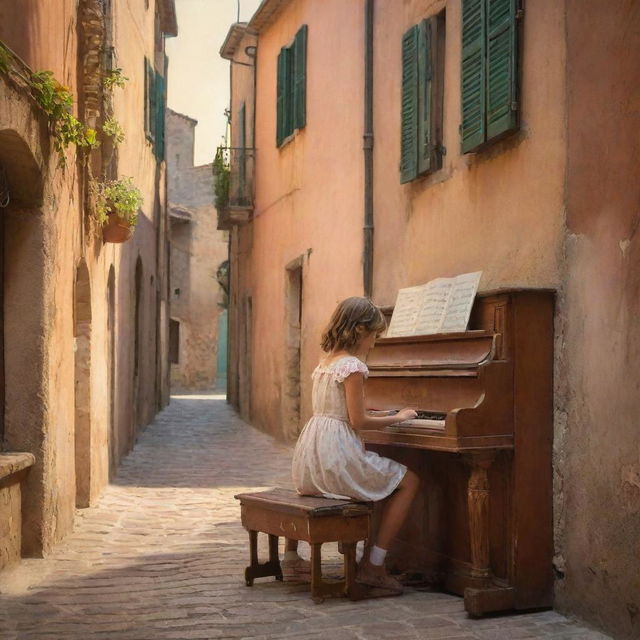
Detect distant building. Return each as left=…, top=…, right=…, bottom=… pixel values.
left=0, top=0, right=176, bottom=568
left=166, top=109, right=229, bottom=391
left=220, top=1, right=640, bottom=639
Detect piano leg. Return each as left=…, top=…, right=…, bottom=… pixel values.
left=463, top=451, right=515, bottom=617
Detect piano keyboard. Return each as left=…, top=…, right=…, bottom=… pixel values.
left=392, top=410, right=447, bottom=432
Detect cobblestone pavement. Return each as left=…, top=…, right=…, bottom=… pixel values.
left=0, top=394, right=612, bottom=640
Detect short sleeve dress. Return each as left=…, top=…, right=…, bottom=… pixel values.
left=291, top=355, right=407, bottom=501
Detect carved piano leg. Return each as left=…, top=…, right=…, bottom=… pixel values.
left=466, top=451, right=494, bottom=581
left=463, top=451, right=514, bottom=617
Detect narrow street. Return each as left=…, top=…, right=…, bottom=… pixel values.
left=0, top=396, right=610, bottom=640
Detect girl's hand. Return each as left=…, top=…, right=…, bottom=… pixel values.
left=396, top=408, right=418, bottom=422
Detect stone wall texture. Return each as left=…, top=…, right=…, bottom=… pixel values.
left=225, top=1, right=640, bottom=638
left=166, top=109, right=228, bottom=391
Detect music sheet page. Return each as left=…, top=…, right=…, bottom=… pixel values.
left=385, top=285, right=426, bottom=337
left=386, top=271, right=482, bottom=337
left=439, top=271, right=483, bottom=333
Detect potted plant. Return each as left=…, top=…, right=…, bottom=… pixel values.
left=95, top=177, right=143, bottom=243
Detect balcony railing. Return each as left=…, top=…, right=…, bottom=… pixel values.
left=215, top=146, right=255, bottom=229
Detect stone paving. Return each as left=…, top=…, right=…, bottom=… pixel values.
left=0, top=394, right=612, bottom=640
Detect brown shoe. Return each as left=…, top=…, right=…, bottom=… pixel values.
left=355, top=559, right=403, bottom=594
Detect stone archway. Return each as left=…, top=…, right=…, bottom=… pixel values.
left=0, top=115, right=47, bottom=555
left=74, top=259, right=92, bottom=507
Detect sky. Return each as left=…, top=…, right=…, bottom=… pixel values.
left=165, top=0, right=263, bottom=166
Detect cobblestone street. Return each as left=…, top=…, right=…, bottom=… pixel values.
left=0, top=395, right=611, bottom=640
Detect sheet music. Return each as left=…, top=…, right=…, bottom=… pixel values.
left=386, top=285, right=426, bottom=337
left=439, top=271, right=483, bottom=333
left=413, top=278, right=452, bottom=334
left=386, top=271, right=482, bottom=337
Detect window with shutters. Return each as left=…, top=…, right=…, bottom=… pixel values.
left=276, top=25, right=308, bottom=147
left=400, top=12, right=445, bottom=184
left=144, top=58, right=166, bottom=159
left=460, top=0, right=520, bottom=154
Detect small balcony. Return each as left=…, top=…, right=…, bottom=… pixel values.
left=215, top=146, right=255, bottom=230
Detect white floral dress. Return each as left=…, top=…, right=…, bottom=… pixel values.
left=292, top=355, right=407, bottom=501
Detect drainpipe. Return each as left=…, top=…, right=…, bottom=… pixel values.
left=363, top=0, right=374, bottom=298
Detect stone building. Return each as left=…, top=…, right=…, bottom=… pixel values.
left=166, top=108, right=229, bottom=391
left=0, top=0, right=176, bottom=570
left=220, top=1, right=640, bottom=638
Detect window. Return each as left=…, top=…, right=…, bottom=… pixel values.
left=169, top=319, right=180, bottom=364
left=400, top=13, right=445, bottom=184
left=144, top=58, right=166, bottom=159
left=460, top=0, right=520, bottom=153
left=276, top=25, right=308, bottom=147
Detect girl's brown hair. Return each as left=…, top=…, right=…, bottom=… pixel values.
left=320, top=296, right=386, bottom=353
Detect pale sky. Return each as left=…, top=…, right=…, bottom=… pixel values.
left=166, top=0, right=263, bottom=166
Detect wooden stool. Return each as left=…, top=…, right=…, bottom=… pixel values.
left=235, top=488, right=371, bottom=603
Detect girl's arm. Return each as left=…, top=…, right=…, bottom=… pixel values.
left=344, top=373, right=416, bottom=431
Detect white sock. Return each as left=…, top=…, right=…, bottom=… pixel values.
left=369, top=545, right=387, bottom=566
left=283, top=550, right=299, bottom=562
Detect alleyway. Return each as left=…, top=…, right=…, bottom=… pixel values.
left=0, top=396, right=611, bottom=640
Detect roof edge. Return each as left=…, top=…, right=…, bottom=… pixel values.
left=220, top=23, right=249, bottom=59
left=159, top=0, right=178, bottom=37
left=247, top=0, right=292, bottom=34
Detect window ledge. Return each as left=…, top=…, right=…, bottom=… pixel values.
left=0, top=452, right=35, bottom=482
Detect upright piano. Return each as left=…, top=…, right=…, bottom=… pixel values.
left=363, top=289, right=554, bottom=616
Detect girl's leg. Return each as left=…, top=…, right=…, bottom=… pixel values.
left=375, top=469, right=420, bottom=550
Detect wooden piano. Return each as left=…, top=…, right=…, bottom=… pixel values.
left=363, top=289, right=554, bottom=616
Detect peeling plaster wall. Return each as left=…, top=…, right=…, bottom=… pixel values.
left=554, top=2, right=640, bottom=638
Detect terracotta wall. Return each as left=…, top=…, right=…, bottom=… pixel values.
left=0, top=0, right=171, bottom=557
left=245, top=0, right=365, bottom=436
left=555, top=2, right=640, bottom=638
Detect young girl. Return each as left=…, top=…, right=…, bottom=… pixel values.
left=286, top=296, right=420, bottom=593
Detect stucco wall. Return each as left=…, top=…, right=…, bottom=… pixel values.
left=166, top=109, right=228, bottom=390
left=247, top=0, right=365, bottom=437
left=372, top=0, right=566, bottom=304
left=0, top=0, right=171, bottom=558
left=554, top=2, right=640, bottom=638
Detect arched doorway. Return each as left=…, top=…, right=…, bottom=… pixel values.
left=133, top=256, right=143, bottom=432
left=74, top=260, right=92, bottom=507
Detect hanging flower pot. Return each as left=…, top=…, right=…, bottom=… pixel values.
left=93, top=177, right=143, bottom=244
left=102, top=210, right=133, bottom=243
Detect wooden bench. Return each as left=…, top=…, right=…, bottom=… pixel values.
left=235, top=488, right=372, bottom=603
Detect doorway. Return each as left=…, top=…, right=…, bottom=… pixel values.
left=74, top=260, right=92, bottom=507
left=283, top=258, right=303, bottom=439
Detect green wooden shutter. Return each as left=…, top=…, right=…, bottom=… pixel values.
left=486, top=0, right=518, bottom=139
left=461, top=0, right=486, bottom=153
left=276, top=48, right=286, bottom=146
left=417, top=19, right=433, bottom=175
left=293, top=25, right=308, bottom=130
left=154, top=72, right=165, bottom=159
left=400, top=25, right=419, bottom=183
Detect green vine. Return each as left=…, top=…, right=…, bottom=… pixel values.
left=213, top=146, right=230, bottom=211
left=93, top=176, right=143, bottom=226
left=103, top=67, right=128, bottom=90
left=30, top=70, right=98, bottom=163
left=102, top=117, right=125, bottom=146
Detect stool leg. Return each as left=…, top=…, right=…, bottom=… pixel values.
left=311, top=543, right=323, bottom=604
left=245, top=530, right=259, bottom=586
left=343, top=542, right=356, bottom=597
left=268, top=534, right=283, bottom=581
